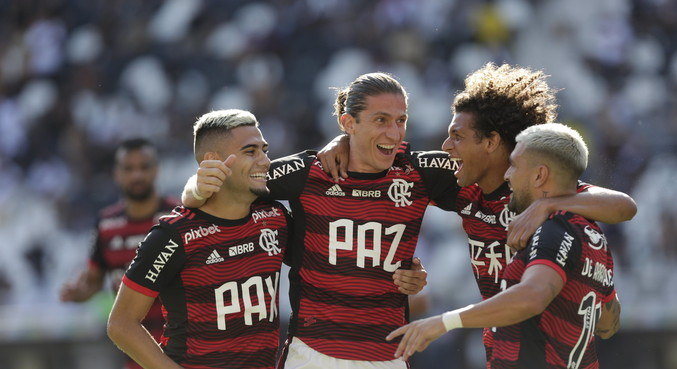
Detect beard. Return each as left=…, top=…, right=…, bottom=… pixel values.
left=250, top=186, right=271, bottom=198
left=123, top=184, right=154, bottom=202
left=507, top=189, right=531, bottom=215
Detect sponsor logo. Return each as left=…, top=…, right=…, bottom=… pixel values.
left=325, top=184, right=345, bottom=196
left=460, top=203, right=472, bottom=215
left=352, top=189, right=381, bottom=198
left=259, top=228, right=281, bottom=256
left=529, top=226, right=543, bottom=260
left=206, top=250, right=225, bottom=264
left=145, top=239, right=179, bottom=282
left=252, top=208, right=281, bottom=223
left=184, top=224, right=220, bottom=245
left=584, top=226, right=607, bottom=250
left=228, top=242, right=255, bottom=257
left=474, top=210, right=497, bottom=224
left=388, top=179, right=414, bottom=207
left=268, top=159, right=305, bottom=180
left=499, top=205, right=516, bottom=230
left=417, top=156, right=454, bottom=170
left=581, top=257, right=613, bottom=286
left=556, top=232, right=575, bottom=266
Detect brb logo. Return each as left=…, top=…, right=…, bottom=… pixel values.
left=259, top=228, right=281, bottom=256
left=388, top=179, right=413, bottom=207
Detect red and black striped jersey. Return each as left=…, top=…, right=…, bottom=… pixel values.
left=265, top=149, right=458, bottom=361
left=490, top=211, right=615, bottom=369
left=89, top=196, right=178, bottom=357
left=452, top=182, right=592, bottom=363
left=123, top=201, right=290, bottom=369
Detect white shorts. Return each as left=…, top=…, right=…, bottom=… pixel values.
left=283, top=337, right=408, bottom=369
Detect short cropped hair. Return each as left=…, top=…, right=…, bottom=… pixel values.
left=453, top=63, right=558, bottom=150
left=193, top=109, right=259, bottom=162
left=516, top=123, right=588, bottom=183
left=115, top=138, right=157, bottom=165
left=333, top=72, right=407, bottom=130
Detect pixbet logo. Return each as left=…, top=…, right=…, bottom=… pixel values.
left=252, top=208, right=281, bottom=223
left=184, top=224, right=220, bottom=244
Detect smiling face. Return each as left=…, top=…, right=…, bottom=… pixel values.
left=342, top=93, right=407, bottom=173
left=441, top=112, right=494, bottom=188
left=218, top=125, right=271, bottom=200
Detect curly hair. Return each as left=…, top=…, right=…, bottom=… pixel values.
left=453, top=63, right=558, bottom=150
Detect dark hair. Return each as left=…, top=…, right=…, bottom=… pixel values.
left=193, top=109, right=259, bottom=162
left=453, top=63, right=558, bottom=150
left=115, top=138, right=156, bottom=165
left=333, top=72, right=407, bottom=129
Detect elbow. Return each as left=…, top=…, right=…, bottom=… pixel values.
left=107, top=314, right=127, bottom=345
left=612, top=194, right=638, bottom=223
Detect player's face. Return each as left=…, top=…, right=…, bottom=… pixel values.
left=220, top=125, right=271, bottom=199
left=504, top=143, right=533, bottom=214
left=442, top=112, right=491, bottom=187
left=343, top=93, right=407, bottom=173
left=114, top=147, right=158, bottom=201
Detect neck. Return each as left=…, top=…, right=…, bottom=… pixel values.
left=477, top=161, right=510, bottom=194
left=199, top=189, right=254, bottom=220
left=124, top=192, right=160, bottom=220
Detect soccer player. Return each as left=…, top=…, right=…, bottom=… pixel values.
left=318, top=63, right=636, bottom=364
left=60, top=138, right=177, bottom=369
left=107, top=110, right=291, bottom=369
left=182, top=73, right=458, bottom=368
left=387, top=123, right=621, bottom=369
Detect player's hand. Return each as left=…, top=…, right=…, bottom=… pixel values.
left=393, top=257, right=427, bottom=295
left=195, top=155, right=237, bottom=198
left=386, top=315, right=446, bottom=361
left=317, top=134, right=349, bottom=182
left=60, top=281, right=80, bottom=302
left=507, top=198, right=551, bottom=250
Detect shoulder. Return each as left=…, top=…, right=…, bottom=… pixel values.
left=99, top=201, right=125, bottom=219
left=158, top=206, right=195, bottom=226
left=268, top=151, right=315, bottom=180
left=407, top=150, right=458, bottom=171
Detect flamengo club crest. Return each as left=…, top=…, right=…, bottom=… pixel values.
left=259, top=228, right=281, bottom=256
left=388, top=179, right=414, bottom=207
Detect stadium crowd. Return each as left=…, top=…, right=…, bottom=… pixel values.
left=1, top=0, right=676, bottom=368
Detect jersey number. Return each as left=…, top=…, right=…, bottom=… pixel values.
left=214, top=272, right=279, bottom=330
left=328, top=219, right=405, bottom=272
left=568, top=291, right=601, bottom=369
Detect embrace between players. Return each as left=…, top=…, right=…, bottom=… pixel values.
left=107, top=64, right=636, bottom=369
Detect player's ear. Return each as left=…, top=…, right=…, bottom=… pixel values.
left=533, top=164, right=549, bottom=188
left=484, top=131, right=502, bottom=153
left=204, top=151, right=221, bottom=161
left=340, top=113, right=356, bottom=135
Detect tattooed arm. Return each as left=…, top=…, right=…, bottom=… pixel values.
left=595, top=294, right=621, bottom=339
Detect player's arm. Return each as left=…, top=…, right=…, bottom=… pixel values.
left=108, top=284, right=184, bottom=369
left=181, top=155, right=237, bottom=208
left=507, top=185, right=637, bottom=249
left=387, top=264, right=563, bottom=360
left=316, top=134, right=350, bottom=182
left=60, top=267, right=104, bottom=302
left=595, top=293, right=621, bottom=339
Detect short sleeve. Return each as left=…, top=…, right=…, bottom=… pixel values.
left=525, top=215, right=582, bottom=285
left=411, top=150, right=461, bottom=211
left=265, top=151, right=313, bottom=200
left=123, top=224, right=185, bottom=297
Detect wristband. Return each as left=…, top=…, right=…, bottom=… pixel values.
left=441, top=304, right=474, bottom=332
left=191, top=185, right=205, bottom=201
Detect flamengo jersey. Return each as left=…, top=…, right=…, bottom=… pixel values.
left=490, top=211, right=616, bottom=369
left=453, top=182, right=591, bottom=363
left=266, top=149, right=458, bottom=361
left=89, top=197, right=177, bottom=355
left=122, top=201, right=290, bottom=369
